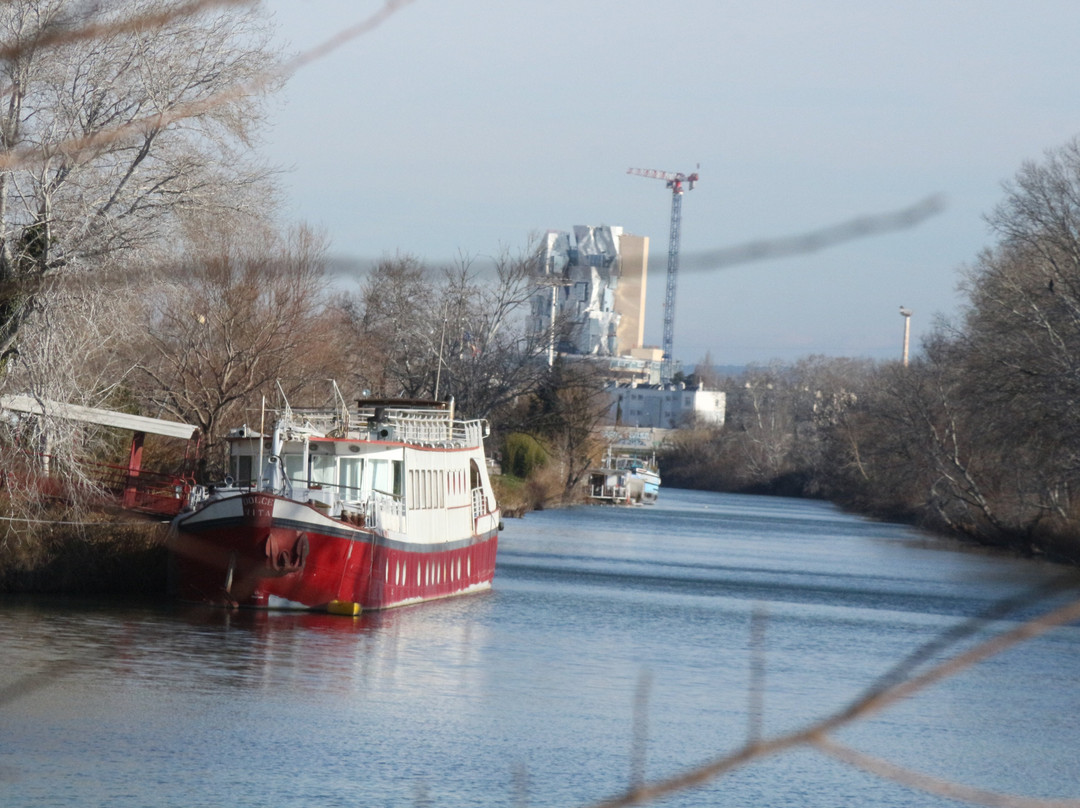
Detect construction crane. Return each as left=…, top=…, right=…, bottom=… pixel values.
left=627, top=166, right=699, bottom=384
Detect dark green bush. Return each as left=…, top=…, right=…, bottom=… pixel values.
left=503, top=432, right=548, bottom=480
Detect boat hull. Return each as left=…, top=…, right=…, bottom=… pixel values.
left=628, top=469, right=660, bottom=505
left=169, top=492, right=498, bottom=611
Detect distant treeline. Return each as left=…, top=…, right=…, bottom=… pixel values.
left=662, top=138, right=1080, bottom=564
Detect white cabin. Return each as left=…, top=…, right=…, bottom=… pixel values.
left=213, top=400, right=499, bottom=543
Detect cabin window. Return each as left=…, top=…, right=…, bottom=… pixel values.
left=310, top=453, right=336, bottom=487
left=340, top=457, right=363, bottom=499
left=283, top=455, right=304, bottom=486
left=230, top=455, right=253, bottom=487
left=369, top=459, right=391, bottom=495
left=392, top=460, right=403, bottom=497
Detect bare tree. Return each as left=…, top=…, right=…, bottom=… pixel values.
left=518, top=360, right=613, bottom=500
left=431, top=246, right=553, bottom=419
left=0, top=274, right=145, bottom=525
left=914, top=138, right=1080, bottom=545
left=338, top=244, right=554, bottom=421
left=338, top=253, right=440, bottom=399
left=132, top=222, right=335, bottom=475
left=0, top=0, right=280, bottom=360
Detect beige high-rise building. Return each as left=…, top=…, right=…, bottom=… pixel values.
left=613, top=234, right=648, bottom=355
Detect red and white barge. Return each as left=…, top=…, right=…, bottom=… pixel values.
left=168, top=398, right=500, bottom=613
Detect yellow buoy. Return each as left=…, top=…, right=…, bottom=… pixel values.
left=326, top=600, right=361, bottom=616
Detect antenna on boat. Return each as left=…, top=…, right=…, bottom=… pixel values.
left=330, top=380, right=350, bottom=434
left=258, top=395, right=265, bottom=488
left=276, top=380, right=292, bottom=424
left=434, top=305, right=448, bottom=400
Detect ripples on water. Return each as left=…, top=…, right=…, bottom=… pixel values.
left=1, top=489, right=1078, bottom=807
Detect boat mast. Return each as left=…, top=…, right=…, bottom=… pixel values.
left=258, top=396, right=265, bottom=490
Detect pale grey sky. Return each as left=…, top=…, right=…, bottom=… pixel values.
left=260, top=0, right=1080, bottom=366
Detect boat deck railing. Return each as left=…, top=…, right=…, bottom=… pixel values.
left=286, top=406, right=487, bottom=448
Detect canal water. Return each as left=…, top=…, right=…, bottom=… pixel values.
left=2, top=489, right=1079, bottom=807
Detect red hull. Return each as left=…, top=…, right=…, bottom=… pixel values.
left=169, top=492, right=498, bottom=611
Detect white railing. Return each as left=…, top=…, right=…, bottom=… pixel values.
left=282, top=405, right=487, bottom=448
left=389, top=409, right=452, bottom=443
left=456, top=420, right=487, bottom=447
left=471, top=487, right=486, bottom=519
left=372, top=491, right=406, bottom=533
left=591, top=481, right=629, bottom=502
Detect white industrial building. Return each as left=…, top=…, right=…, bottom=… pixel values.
left=609, top=382, right=726, bottom=430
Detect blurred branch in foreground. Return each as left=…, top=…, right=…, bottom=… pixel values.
left=680, top=195, right=946, bottom=272
left=2, top=577, right=1078, bottom=808
left=323, top=195, right=947, bottom=283
left=0, top=0, right=415, bottom=173
left=0, top=0, right=253, bottom=63
left=586, top=575, right=1080, bottom=808
left=812, top=736, right=1079, bottom=808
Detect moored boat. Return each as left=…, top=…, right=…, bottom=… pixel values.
left=587, top=452, right=660, bottom=505
left=626, top=456, right=660, bottom=505
left=168, top=398, right=501, bottom=612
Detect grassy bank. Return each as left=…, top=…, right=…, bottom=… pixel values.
left=492, top=463, right=586, bottom=518
left=0, top=511, right=170, bottom=596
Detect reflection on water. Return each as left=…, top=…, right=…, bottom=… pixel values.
left=2, top=489, right=1079, bottom=808
left=3, top=593, right=497, bottom=703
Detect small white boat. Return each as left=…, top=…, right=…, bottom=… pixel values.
left=587, top=452, right=660, bottom=505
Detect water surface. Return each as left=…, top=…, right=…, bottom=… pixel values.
left=2, top=489, right=1077, bottom=807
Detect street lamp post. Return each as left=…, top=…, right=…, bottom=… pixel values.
left=899, top=306, right=913, bottom=366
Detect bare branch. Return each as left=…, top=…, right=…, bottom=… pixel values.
left=629, top=670, right=651, bottom=790
left=747, top=605, right=768, bottom=744
left=680, top=195, right=945, bottom=272
left=0, top=0, right=415, bottom=173
left=812, top=735, right=1080, bottom=808
left=0, top=0, right=254, bottom=62
left=586, top=587, right=1080, bottom=808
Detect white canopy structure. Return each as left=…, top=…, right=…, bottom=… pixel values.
left=0, top=394, right=196, bottom=439
left=0, top=393, right=198, bottom=514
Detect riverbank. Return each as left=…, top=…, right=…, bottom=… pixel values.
left=3, top=474, right=571, bottom=594
left=0, top=512, right=169, bottom=595
left=670, top=471, right=1080, bottom=567
left=1, top=473, right=542, bottom=595
left=491, top=470, right=584, bottom=517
